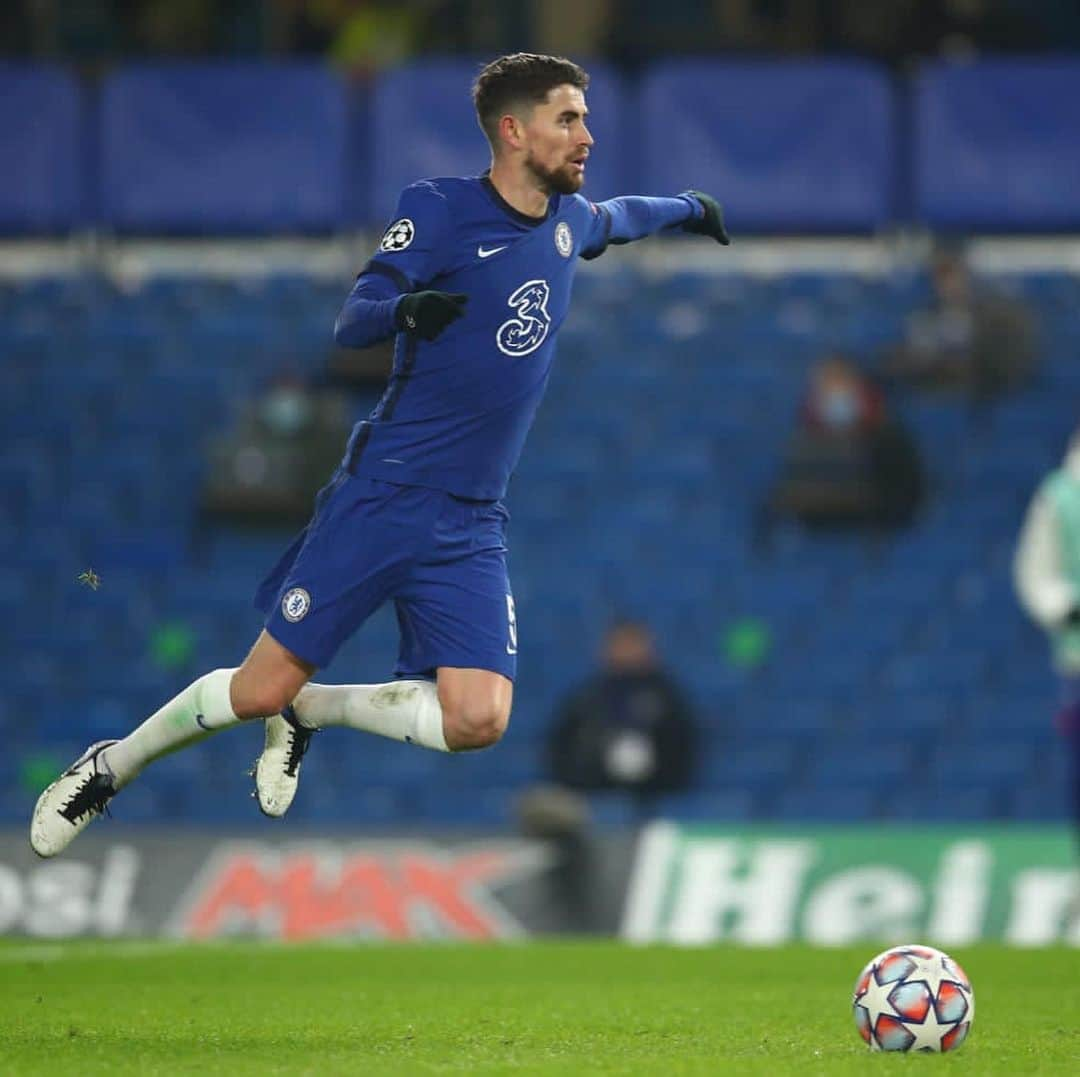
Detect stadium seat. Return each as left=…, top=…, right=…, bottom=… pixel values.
left=0, top=64, right=85, bottom=232
left=886, top=786, right=1000, bottom=822
left=640, top=60, right=895, bottom=232
left=100, top=63, right=346, bottom=232
left=773, top=785, right=879, bottom=822
left=915, top=59, right=1080, bottom=231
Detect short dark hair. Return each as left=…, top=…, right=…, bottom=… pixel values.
left=472, top=53, right=589, bottom=146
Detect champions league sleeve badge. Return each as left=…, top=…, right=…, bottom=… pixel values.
left=380, top=218, right=415, bottom=252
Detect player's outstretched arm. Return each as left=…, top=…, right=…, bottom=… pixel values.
left=581, top=190, right=730, bottom=259
left=333, top=272, right=406, bottom=349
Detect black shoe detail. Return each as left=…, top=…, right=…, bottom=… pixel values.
left=281, top=705, right=316, bottom=777
left=58, top=772, right=116, bottom=825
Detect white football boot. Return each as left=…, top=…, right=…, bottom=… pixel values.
left=253, top=706, right=317, bottom=818
left=30, top=740, right=119, bottom=857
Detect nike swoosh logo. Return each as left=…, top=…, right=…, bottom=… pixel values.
left=478, top=245, right=507, bottom=258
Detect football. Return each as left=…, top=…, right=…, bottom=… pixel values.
left=852, top=944, right=974, bottom=1052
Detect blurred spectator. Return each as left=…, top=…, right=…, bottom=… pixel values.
left=328, top=0, right=420, bottom=73
left=898, top=0, right=1048, bottom=59
left=881, top=247, right=1036, bottom=400
left=200, top=371, right=349, bottom=526
left=274, top=0, right=342, bottom=55
left=135, top=0, right=215, bottom=55
left=517, top=617, right=697, bottom=925
left=0, top=2, right=32, bottom=55
left=547, top=621, right=697, bottom=812
left=1014, top=430, right=1080, bottom=859
left=7, top=0, right=1079, bottom=61
left=765, top=355, right=924, bottom=532
left=531, top=0, right=612, bottom=56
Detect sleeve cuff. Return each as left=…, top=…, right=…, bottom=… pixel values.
left=679, top=193, right=704, bottom=221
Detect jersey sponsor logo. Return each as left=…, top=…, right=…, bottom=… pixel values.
left=281, top=587, right=311, bottom=623
left=477, top=244, right=507, bottom=259
left=496, top=279, right=551, bottom=357
left=555, top=221, right=573, bottom=258
left=379, top=217, right=415, bottom=252
left=506, top=593, right=518, bottom=655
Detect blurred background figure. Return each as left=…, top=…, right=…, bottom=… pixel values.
left=1014, top=429, right=1080, bottom=865
left=326, top=0, right=420, bottom=75
left=546, top=621, right=698, bottom=817
left=200, top=370, right=349, bottom=527
left=880, top=246, right=1036, bottom=401
left=764, top=354, right=924, bottom=533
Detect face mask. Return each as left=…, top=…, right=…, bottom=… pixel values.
left=821, top=387, right=858, bottom=430
left=262, top=389, right=312, bottom=435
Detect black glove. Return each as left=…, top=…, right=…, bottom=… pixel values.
left=1065, top=605, right=1080, bottom=627
left=395, top=291, right=468, bottom=341
left=682, top=190, right=730, bottom=245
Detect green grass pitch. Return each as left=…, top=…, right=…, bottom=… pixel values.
left=1, top=941, right=1077, bottom=1074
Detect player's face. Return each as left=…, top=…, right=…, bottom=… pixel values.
left=522, top=85, right=593, bottom=195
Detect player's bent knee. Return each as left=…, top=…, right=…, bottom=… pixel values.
left=443, top=698, right=510, bottom=751
left=229, top=678, right=298, bottom=721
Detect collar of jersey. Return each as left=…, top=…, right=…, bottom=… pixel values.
left=479, top=172, right=554, bottom=229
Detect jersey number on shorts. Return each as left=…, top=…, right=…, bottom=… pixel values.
left=497, top=279, right=551, bottom=358
left=506, top=593, right=518, bottom=655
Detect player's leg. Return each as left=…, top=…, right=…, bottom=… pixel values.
left=103, top=632, right=314, bottom=783
left=256, top=492, right=516, bottom=814
left=434, top=665, right=513, bottom=749
left=288, top=498, right=515, bottom=749
left=29, top=631, right=314, bottom=857
left=386, top=497, right=517, bottom=751
left=254, top=477, right=455, bottom=814
left=288, top=664, right=512, bottom=750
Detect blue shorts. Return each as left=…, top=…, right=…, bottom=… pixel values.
left=254, top=472, right=517, bottom=679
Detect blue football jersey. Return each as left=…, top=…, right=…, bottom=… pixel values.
left=344, top=176, right=606, bottom=500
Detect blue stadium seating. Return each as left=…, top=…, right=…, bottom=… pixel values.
left=371, top=59, right=488, bottom=225
left=99, top=63, right=347, bottom=232
left=6, top=58, right=1080, bottom=232
left=1, top=265, right=1076, bottom=827
left=0, top=64, right=84, bottom=231
left=640, top=60, right=896, bottom=232
left=915, top=60, right=1080, bottom=231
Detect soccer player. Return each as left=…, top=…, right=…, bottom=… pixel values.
left=30, top=52, right=729, bottom=856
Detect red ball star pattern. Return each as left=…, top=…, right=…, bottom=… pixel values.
left=852, top=944, right=974, bottom=1053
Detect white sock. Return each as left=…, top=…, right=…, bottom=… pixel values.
left=291, top=680, right=449, bottom=752
left=101, top=668, right=242, bottom=787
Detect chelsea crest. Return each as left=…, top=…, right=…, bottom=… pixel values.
left=554, top=221, right=572, bottom=258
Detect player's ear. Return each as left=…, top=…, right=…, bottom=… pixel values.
left=497, top=112, right=526, bottom=153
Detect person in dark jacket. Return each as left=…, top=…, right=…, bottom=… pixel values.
left=548, top=620, right=697, bottom=813
left=767, top=354, right=924, bottom=531
left=881, top=247, right=1036, bottom=400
